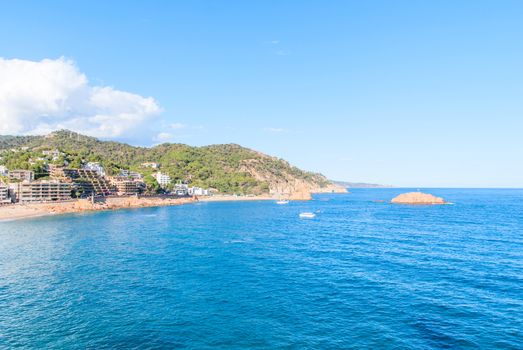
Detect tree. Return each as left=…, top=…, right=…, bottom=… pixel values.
left=143, top=175, right=161, bottom=194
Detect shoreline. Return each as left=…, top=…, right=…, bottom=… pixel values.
left=0, top=190, right=348, bottom=223
left=0, top=196, right=196, bottom=223
left=0, top=194, right=278, bottom=222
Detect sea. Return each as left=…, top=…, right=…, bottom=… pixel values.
left=0, top=189, right=522, bottom=349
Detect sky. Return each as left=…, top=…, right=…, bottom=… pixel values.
left=0, top=0, right=522, bottom=188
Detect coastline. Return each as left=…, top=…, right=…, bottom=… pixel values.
left=0, top=190, right=349, bottom=223
left=0, top=196, right=196, bottom=223
left=0, top=194, right=276, bottom=222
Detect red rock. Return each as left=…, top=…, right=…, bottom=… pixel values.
left=391, top=192, right=446, bottom=205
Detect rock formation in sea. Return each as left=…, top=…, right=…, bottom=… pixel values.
left=391, top=192, right=446, bottom=205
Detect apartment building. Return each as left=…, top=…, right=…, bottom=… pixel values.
left=109, top=177, right=143, bottom=195
left=153, top=172, right=171, bottom=188
left=0, top=182, right=11, bottom=204
left=76, top=169, right=113, bottom=196
left=9, top=180, right=72, bottom=203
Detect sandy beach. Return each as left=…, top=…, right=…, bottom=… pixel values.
left=0, top=195, right=283, bottom=222
left=0, top=196, right=197, bottom=222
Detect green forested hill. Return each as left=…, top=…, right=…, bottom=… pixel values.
left=0, top=130, right=333, bottom=194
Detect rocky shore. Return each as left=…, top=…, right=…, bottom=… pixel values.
left=0, top=196, right=197, bottom=222
left=0, top=193, right=298, bottom=222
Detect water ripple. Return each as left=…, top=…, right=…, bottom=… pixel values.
left=0, top=189, right=522, bottom=349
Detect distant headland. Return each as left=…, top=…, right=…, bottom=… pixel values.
left=331, top=180, right=393, bottom=189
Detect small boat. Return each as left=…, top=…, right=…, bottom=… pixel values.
left=276, top=200, right=289, bottom=205
left=299, top=212, right=316, bottom=219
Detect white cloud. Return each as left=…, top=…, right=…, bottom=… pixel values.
left=0, top=57, right=162, bottom=137
left=153, top=132, right=173, bottom=142
left=271, top=40, right=280, bottom=44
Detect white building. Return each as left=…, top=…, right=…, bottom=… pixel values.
left=153, top=172, right=171, bottom=188
left=119, top=169, right=143, bottom=180
left=83, top=162, right=105, bottom=177
left=141, top=162, right=160, bottom=169
left=174, top=183, right=189, bottom=196
left=188, top=187, right=209, bottom=196
left=0, top=165, right=8, bottom=177
left=42, top=149, right=62, bottom=160
left=0, top=182, right=11, bottom=203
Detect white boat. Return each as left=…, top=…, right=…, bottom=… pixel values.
left=299, top=212, right=316, bottom=219
left=276, top=200, right=289, bottom=205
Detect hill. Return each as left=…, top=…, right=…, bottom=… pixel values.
left=331, top=180, right=393, bottom=188
left=0, top=130, right=346, bottom=197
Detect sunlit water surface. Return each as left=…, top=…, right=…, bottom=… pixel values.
left=1, top=189, right=522, bottom=349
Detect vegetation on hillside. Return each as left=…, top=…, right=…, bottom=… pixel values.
left=0, top=130, right=332, bottom=194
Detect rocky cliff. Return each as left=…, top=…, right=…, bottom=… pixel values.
left=240, top=157, right=347, bottom=200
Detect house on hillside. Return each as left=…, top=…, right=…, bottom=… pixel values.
left=83, top=162, right=105, bottom=177
left=0, top=165, right=8, bottom=177
left=141, top=162, right=160, bottom=169
left=42, top=149, right=62, bottom=160
left=119, top=169, right=143, bottom=180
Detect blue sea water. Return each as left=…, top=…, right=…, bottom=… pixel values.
left=0, top=189, right=522, bottom=349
